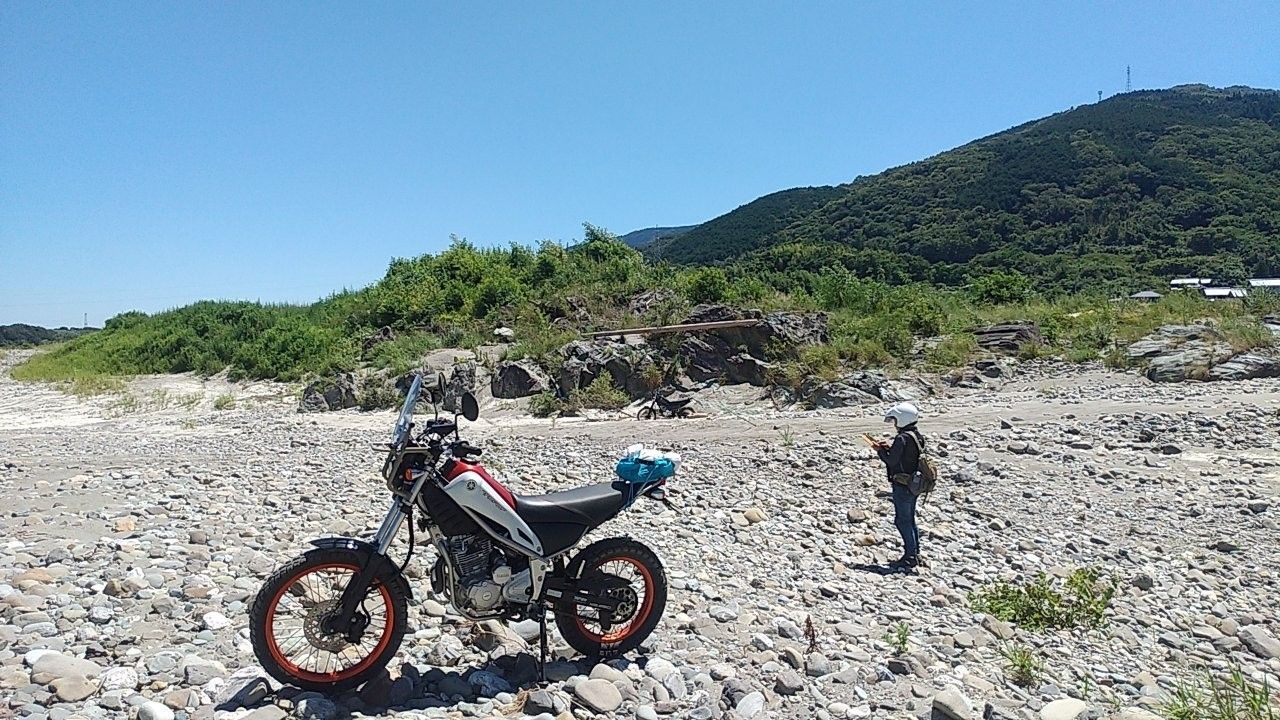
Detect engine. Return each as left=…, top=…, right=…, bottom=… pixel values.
left=444, top=535, right=533, bottom=613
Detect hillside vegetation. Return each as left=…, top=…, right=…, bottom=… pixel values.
left=16, top=225, right=1280, bottom=389
left=0, top=324, right=95, bottom=347
left=654, top=86, right=1280, bottom=295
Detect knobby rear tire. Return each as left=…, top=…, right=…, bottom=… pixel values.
left=556, top=537, right=667, bottom=657
left=249, top=548, right=409, bottom=692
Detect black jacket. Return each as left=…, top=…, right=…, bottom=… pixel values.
left=877, top=424, right=923, bottom=480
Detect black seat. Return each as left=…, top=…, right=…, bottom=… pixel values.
left=514, top=482, right=629, bottom=556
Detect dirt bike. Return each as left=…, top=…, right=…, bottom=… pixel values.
left=248, top=373, right=678, bottom=691
left=636, top=391, right=694, bottom=420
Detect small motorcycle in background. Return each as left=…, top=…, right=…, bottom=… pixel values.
left=636, top=390, right=694, bottom=420
left=248, top=373, right=680, bottom=691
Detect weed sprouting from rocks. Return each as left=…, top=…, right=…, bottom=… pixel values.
left=969, top=567, right=1117, bottom=631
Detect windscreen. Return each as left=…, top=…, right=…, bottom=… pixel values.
left=392, top=374, right=423, bottom=447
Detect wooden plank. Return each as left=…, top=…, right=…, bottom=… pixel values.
left=584, top=318, right=763, bottom=339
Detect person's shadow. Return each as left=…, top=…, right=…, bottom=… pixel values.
left=848, top=562, right=914, bottom=576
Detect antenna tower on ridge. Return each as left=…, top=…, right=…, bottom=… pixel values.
left=1126, top=66, right=1131, bottom=92
left=1097, top=90, right=1102, bottom=103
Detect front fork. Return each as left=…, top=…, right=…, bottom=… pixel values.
left=326, top=498, right=411, bottom=640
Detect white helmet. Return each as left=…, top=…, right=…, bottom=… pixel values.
left=884, top=402, right=920, bottom=428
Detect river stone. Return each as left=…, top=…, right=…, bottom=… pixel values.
left=138, top=701, right=176, bottom=720
left=575, top=678, right=623, bottom=713
left=1041, top=698, right=1088, bottom=720
left=933, top=688, right=974, bottom=720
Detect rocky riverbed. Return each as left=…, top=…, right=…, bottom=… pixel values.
left=2, top=350, right=1279, bottom=720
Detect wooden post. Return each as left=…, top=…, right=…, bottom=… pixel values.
left=583, top=318, right=763, bottom=339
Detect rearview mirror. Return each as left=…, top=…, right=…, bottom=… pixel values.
left=460, top=392, right=479, bottom=422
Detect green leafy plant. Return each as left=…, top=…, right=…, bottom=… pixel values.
left=778, top=426, right=795, bottom=448
left=213, top=393, right=236, bottom=410
left=969, top=567, right=1117, bottom=631
left=1000, top=644, right=1044, bottom=687
left=1162, top=666, right=1277, bottom=720
left=885, top=621, right=910, bottom=655
left=574, top=375, right=628, bottom=410
left=528, top=392, right=564, bottom=418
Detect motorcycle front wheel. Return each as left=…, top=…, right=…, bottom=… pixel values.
left=556, top=537, right=667, bottom=656
left=249, top=548, right=409, bottom=691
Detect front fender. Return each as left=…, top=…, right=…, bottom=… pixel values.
left=308, top=536, right=379, bottom=555
left=306, top=537, right=414, bottom=602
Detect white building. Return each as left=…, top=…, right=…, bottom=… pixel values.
left=1170, top=277, right=1213, bottom=289
left=1201, top=287, right=1248, bottom=300
left=1247, top=278, right=1280, bottom=291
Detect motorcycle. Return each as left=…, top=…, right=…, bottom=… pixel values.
left=636, top=391, right=694, bottom=420
left=248, top=373, right=678, bottom=691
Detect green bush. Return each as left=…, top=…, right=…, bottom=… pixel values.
left=574, top=375, right=628, bottom=410
left=970, top=270, right=1032, bottom=305
left=683, top=267, right=730, bottom=304
left=1000, top=644, right=1044, bottom=687
left=357, top=375, right=401, bottom=411
left=528, top=392, right=564, bottom=418
left=970, top=567, right=1117, bottom=631
left=925, top=334, right=977, bottom=368
left=213, top=393, right=236, bottom=410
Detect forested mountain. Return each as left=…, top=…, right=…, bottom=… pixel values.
left=649, top=187, right=844, bottom=264
left=654, top=85, right=1280, bottom=293
left=619, top=225, right=697, bottom=249
left=0, top=324, right=95, bottom=347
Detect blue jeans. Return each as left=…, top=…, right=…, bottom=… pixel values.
left=891, top=482, right=920, bottom=558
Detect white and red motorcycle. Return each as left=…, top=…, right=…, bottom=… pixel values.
left=248, top=373, right=678, bottom=691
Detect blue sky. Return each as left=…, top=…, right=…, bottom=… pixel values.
left=2, top=2, right=1277, bottom=327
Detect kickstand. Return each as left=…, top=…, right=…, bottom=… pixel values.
left=537, top=605, right=549, bottom=683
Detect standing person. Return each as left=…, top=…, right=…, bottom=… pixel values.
left=875, top=402, right=926, bottom=569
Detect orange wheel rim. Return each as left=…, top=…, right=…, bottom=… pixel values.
left=573, top=556, right=655, bottom=644
left=264, top=563, right=396, bottom=683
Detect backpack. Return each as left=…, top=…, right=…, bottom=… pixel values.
left=903, top=430, right=937, bottom=498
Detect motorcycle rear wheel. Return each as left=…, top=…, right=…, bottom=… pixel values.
left=249, top=548, right=409, bottom=691
left=556, top=537, right=667, bottom=656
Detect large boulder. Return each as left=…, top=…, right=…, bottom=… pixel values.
left=684, top=304, right=829, bottom=358
left=491, top=360, right=550, bottom=399
left=675, top=305, right=827, bottom=385
left=298, top=372, right=357, bottom=413
left=803, top=371, right=933, bottom=408
left=973, top=323, right=1042, bottom=353
left=1207, top=351, right=1280, bottom=381
left=557, top=340, right=659, bottom=399
left=725, top=353, right=772, bottom=387
left=1125, top=325, right=1235, bottom=382
left=442, top=361, right=479, bottom=412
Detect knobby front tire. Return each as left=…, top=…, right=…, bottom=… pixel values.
left=249, top=548, right=409, bottom=692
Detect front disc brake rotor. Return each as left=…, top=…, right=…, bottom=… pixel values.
left=304, top=599, right=361, bottom=653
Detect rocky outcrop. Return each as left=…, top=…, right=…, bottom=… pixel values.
left=803, top=371, right=934, bottom=408
left=628, top=289, right=678, bottom=317
left=557, top=340, right=659, bottom=400
left=491, top=360, right=550, bottom=399
left=360, top=326, right=395, bottom=355
left=973, top=323, right=1042, bottom=353
left=1207, top=351, right=1280, bottom=381
left=684, top=304, right=829, bottom=357
left=1126, top=326, right=1235, bottom=383
left=677, top=305, right=827, bottom=386
left=298, top=372, right=357, bottom=412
